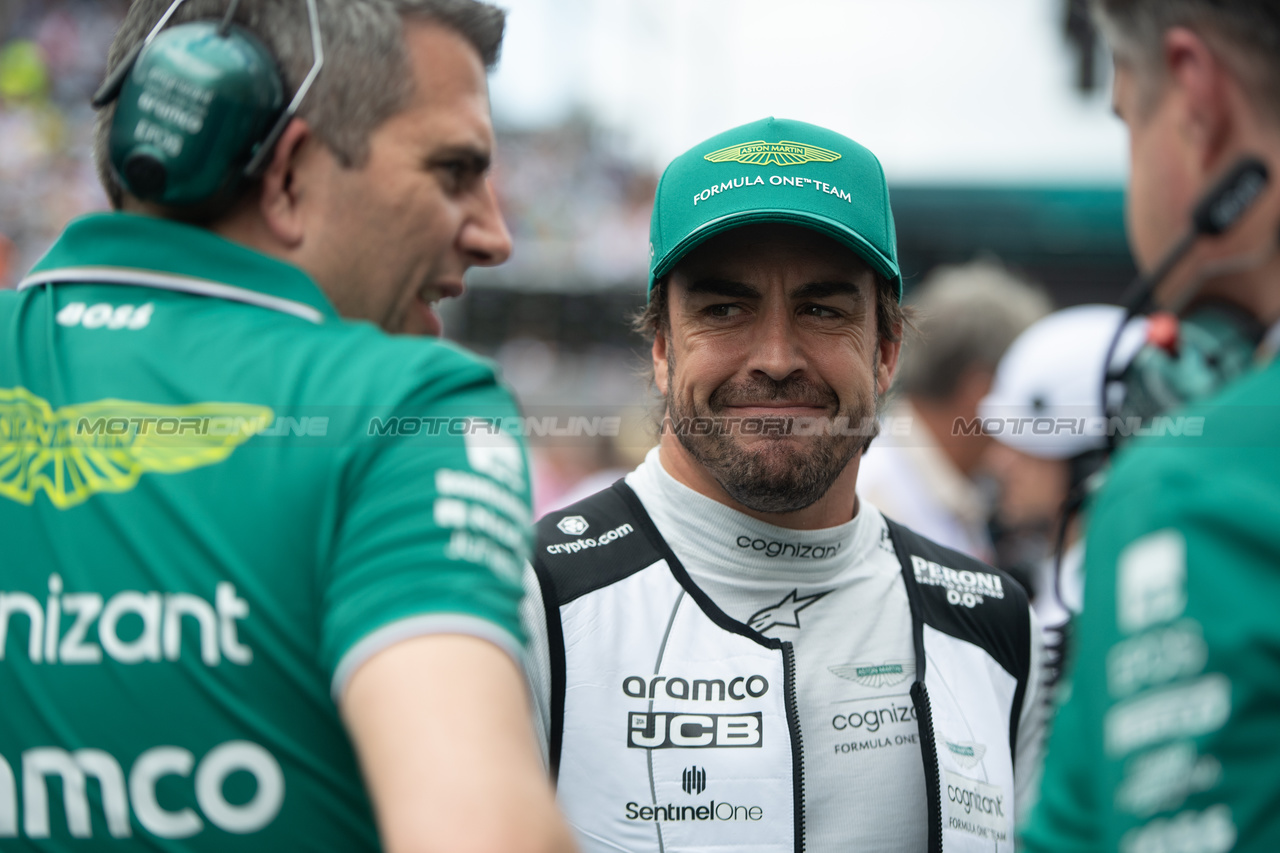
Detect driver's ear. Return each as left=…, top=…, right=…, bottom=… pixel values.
left=875, top=281, right=903, bottom=397
left=652, top=281, right=672, bottom=396
left=653, top=324, right=670, bottom=396
left=877, top=330, right=902, bottom=397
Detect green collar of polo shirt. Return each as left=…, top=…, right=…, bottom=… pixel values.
left=23, top=212, right=339, bottom=323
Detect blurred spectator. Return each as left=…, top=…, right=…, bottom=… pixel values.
left=488, top=117, right=657, bottom=289
left=858, top=259, right=1051, bottom=561
left=0, top=0, right=123, bottom=289
left=977, top=304, right=1146, bottom=630
left=0, top=231, right=12, bottom=283
left=534, top=412, right=653, bottom=516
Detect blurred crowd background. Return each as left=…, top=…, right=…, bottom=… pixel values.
left=0, top=0, right=124, bottom=286
left=0, top=0, right=1136, bottom=605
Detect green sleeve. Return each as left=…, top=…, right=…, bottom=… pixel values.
left=1023, top=455, right=1280, bottom=852
left=319, top=366, right=532, bottom=697
left=1017, top=477, right=1166, bottom=853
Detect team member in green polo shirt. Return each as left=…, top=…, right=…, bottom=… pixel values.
left=0, top=1, right=572, bottom=851
left=1023, top=1, right=1280, bottom=851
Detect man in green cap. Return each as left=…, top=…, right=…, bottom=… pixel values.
left=0, top=1, right=572, bottom=851
left=521, top=117, right=1046, bottom=853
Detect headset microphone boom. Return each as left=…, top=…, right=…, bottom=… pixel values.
left=1101, top=157, right=1271, bottom=452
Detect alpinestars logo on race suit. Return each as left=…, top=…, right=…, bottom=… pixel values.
left=747, top=589, right=831, bottom=633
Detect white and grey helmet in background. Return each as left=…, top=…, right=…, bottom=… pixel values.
left=978, top=305, right=1146, bottom=642
left=978, top=305, right=1148, bottom=462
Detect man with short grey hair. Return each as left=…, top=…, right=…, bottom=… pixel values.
left=858, top=260, right=1050, bottom=561
left=0, top=1, right=573, bottom=850
left=1024, top=0, right=1280, bottom=850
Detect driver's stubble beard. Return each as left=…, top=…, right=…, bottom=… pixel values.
left=663, top=349, right=882, bottom=514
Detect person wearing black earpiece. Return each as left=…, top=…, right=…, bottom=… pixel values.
left=0, top=1, right=575, bottom=852
left=1023, top=2, right=1280, bottom=852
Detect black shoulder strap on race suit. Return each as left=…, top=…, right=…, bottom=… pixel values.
left=882, top=516, right=1031, bottom=853
left=883, top=516, right=1032, bottom=757
left=530, top=480, right=664, bottom=781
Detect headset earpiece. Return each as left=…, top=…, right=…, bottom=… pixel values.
left=1113, top=302, right=1265, bottom=429
left=105, top=20, right=284, bottom=206
left=1101, top=156, right=1273, bottom=451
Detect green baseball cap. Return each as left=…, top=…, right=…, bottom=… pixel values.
left=648, top=116, right=901, bottom=299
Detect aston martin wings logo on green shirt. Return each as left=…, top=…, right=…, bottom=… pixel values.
left=704, top=140, right=842, bottom=167
left=0, top=386, right=273, bottom=509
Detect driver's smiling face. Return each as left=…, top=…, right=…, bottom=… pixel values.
left=654, top=223, right=896, bottom=514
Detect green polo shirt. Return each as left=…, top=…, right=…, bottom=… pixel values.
left=1022, top=354, right=1280, bottom=852
left=0, top=213, right=532, bottom=850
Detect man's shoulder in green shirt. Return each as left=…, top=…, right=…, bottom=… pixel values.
left=1023, top=357, right=1280, bottom=853
left=0, top=213, right=532, bottom=849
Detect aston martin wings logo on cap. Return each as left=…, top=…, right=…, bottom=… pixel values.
left=704, top=140, right=842, bottom=167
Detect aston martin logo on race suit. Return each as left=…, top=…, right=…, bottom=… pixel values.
left=828, top=661, right=916, bottom=688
